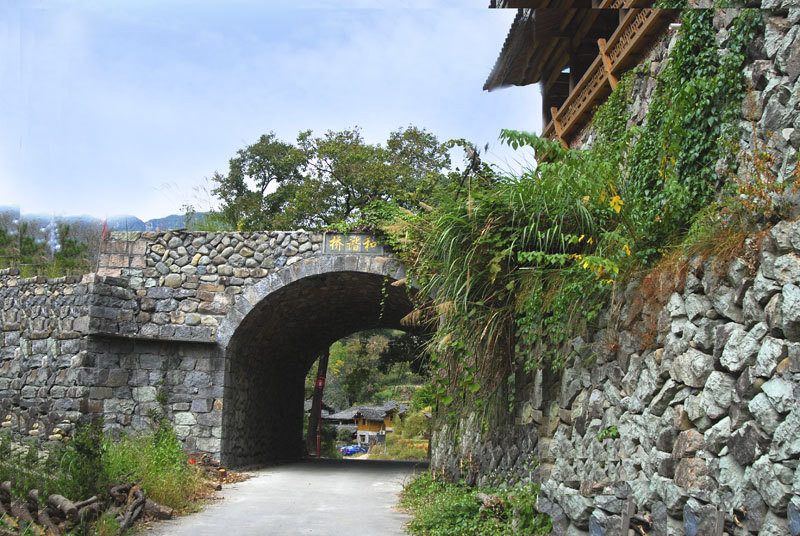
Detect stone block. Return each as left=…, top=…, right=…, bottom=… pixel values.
left=682, top=499, right=717, bottom=536
left=132, top=386, right=157, bottom=403
left=699, top=371, right=734, bottom=420
left=174, top=412, right=196, bottom=426
left=670, top=348, right=715, bottom=388
left=728, top=421, right=770, bottom=466
left=789, top=498, right=800, bottom=536
left=748, top=392, right=781, bottom=434
left=672, top=429, right=705, bottom=459
left=720, top=326, right=760, bottom=372
left=703, top=416, right=730, bottom=455
left=770, top=407, right=800, bottom=461
left=674, top=458, right=710, bottom=490
left=191, top=398, right=213, bottom=413
left=89, top=387, right=113, bottom=399
left=752, top=454, right=792, bottom=514
left=761, top=376, right=794, bottom=414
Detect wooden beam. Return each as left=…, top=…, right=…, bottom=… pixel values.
left=550, top=107, right=569, bottom=149
left=597, top=38, right=618, bottom=90
left=621, top=498, right=634, bottom=533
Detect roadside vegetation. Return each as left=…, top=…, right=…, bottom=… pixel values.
left=0, top=419, right=206, bottom=536
left=400, top=473, right=551, bottom=536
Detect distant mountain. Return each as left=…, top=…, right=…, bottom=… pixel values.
left=106, top=213, right=208, bottom=231
left=2, top=211, right=208, bottom=232
left=107, top=215, right=146, bottom=231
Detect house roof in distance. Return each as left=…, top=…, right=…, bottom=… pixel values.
left=323, top=400, right=409, bottom=422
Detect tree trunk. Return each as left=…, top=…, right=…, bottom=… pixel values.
left=305, top=353, right=329, bottom=456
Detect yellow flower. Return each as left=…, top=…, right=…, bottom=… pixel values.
left=583, top=261, right=589, bottom=269
left=587, top=237, right=594, bottom=245
left=578, top=234, right=585, bottom=242
left=622, top=244, right=631, bottom=256
left=609, top=195, right=624, bottom=213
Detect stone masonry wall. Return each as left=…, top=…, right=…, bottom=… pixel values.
left=1, top=229, right=404, bottom=464
left=429, top=5, right=800, bottom=536
left=0, top=269, right=92, bottom=443
left=431, top=223, right=800, bottom=535
left=94, top=230, right=327, bottom=342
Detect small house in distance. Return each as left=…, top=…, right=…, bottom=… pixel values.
left=303, top=399, right=335, bottom=416
left=323, top=400, right=409, bottom=446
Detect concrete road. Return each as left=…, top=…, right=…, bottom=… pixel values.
left=144, top=458, right=427, bottom=536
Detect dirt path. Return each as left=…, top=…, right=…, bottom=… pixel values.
left=143, top=458, right=427, bottom=536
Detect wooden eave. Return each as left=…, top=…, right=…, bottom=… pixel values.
left=484, top=5, right=611, bottom=91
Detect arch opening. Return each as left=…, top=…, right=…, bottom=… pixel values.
left=221, top=269, right=414, bottom=467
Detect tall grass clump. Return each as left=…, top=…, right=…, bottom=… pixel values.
left=0, top=421, right=204, bottom=513
left=103, top=422, right=204, bottom=510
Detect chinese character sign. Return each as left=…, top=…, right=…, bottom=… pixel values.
left=323, top=234, right=384, bottom=255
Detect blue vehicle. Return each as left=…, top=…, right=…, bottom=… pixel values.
left=339, top=444, right=368, bottom=456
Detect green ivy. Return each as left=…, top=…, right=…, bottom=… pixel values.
left=382, top=8, right=765, bottom=409
left=625, top=8, right=762, bottom=263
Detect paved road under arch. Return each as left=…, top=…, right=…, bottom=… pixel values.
left=148, top=459, right=426, bottom=536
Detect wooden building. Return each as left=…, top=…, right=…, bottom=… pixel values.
left=323, top=401, right=409, bottom=446
left=485, top=1, right=678, bottom=147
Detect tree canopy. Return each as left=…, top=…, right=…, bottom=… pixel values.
left=211, top=126, right=453, bottom=231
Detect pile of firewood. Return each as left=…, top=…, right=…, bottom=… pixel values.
left=0, top=480, right=174, bottom=536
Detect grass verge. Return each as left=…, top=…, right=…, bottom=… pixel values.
left=399, top=472, right=551, bottom=536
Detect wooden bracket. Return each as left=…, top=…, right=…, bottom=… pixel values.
left=550, top=107, right=569, bottom=149
left=597, top=38, right=619, bottom=91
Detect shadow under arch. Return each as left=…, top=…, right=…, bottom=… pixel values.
left=217, top=255, right=415, bottom=467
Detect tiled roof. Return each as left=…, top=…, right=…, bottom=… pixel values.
left=323, top=400, right=409, bottom=422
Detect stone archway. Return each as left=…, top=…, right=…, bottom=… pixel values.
left=215, top=255, right=413, bottom=467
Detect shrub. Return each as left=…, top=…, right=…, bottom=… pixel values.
left=401, top=411, right=430, bottom=440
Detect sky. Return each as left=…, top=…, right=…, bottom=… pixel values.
left=0, top=0, right=541, bottom=221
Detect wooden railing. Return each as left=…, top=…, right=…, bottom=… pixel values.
left=542, top=6, right=675, bottom=147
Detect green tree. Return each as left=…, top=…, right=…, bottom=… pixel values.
left=0, top=228, right=14, bottom=266
left=378, top=331, right=429, bottom=375
left=212, top=132, right=305, bottom=231
left=17, top=222, right=45, bottom=266
left=54, top=224, right=90, bottom=274
left=211, top=126, right=452, bottom=231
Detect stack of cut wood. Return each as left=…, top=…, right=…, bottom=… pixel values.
left=0, top=480, right=174, bottom=536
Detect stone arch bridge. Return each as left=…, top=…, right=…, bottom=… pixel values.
left=0, top=230, right=412, bottom=466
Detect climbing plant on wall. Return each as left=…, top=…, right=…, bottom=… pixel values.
left=383, top=8, right=768, bottom=414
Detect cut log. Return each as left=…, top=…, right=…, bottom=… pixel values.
left=117, top=485, right=145, bottom=533
left=38, top=507, right=61, bottom=536
left=204, top=480, right=222, bottom=491
left=109, top=484, right=131, bottom=503
left=144, top=499, right=174, bottom=520
left=77, top=502, right=102, bottom=523
left=73, top=496, right=98, bottom=510
left=46, top=495, right=78, bottom=522
left=10, top=498, right=35, bottom=523
left=0, top=481, right=11, bottom=503
left=27, top=489, right=40, bottom=512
